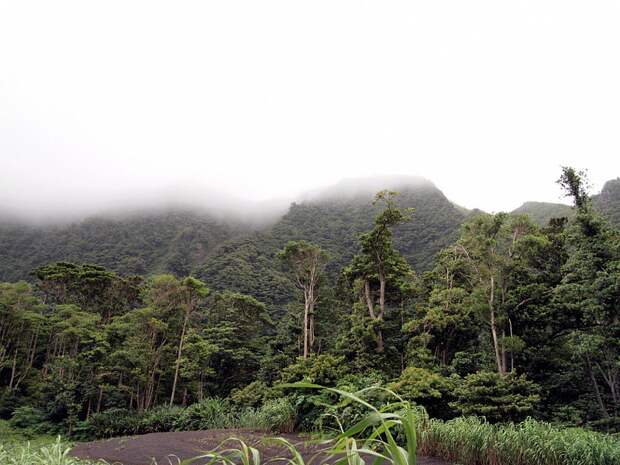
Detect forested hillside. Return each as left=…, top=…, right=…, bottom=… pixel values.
left=511, top=201, right=574, bottom=226
left=593, top=177, right=620, bottom=226
left=197, top=179, right=466, bottom=307
left=3, top=176, right=619, bottom=289
left=511, top=178, right=620, bottom=228
left=1, top=168, right=619, bottom=442
left=0, top=210, right=248, bottom=282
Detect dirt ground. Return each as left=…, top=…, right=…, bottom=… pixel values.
left=71, top=429, right=451, bottom=465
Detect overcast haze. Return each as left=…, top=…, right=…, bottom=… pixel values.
left=1, top=1, right=619, bottom=220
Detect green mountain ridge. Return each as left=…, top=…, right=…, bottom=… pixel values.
left=511, top=201, right=574, bottom=226
left=1, top=176, right=619, bottom=290
left=0, top=210, right=248, bottom=282
left=197, top=180, right=467, bottom=307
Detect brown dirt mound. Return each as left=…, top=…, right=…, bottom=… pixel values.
left=71, top=429, right=451, bottom=465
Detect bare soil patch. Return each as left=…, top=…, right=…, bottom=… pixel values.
left=71, top=429, right=451, bottom=465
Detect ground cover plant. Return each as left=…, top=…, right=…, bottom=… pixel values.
left=416, top=416, right=620, bottom=465
left=0, top=420, right=102, bottom=465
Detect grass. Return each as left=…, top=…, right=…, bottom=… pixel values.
left=416, top=415, right=620, bottom=465
left=184, top=383, right=420, bottom=465
left=4, top=389, right=619, bottom=465
left=178, top=386, right=620, bottom=465
left=0, top=420, right=103, bottom=465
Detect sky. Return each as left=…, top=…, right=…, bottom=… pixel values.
left=1, top=1, right=619, bottom=220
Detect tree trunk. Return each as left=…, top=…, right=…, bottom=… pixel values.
left=489, top=277, right=505, bottom=375
left=587, top=356, right=609, bottom=419
left=170, top=312, right=189, bottom=406
left=302, top=300, right=309, bottom=359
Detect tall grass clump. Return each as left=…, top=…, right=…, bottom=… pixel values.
left=191, top=383, right=420, bottom=465
left=87, top=397, right=298, bottom=438
left=417, top=415, right=620, bottom=465
left=0, top=437, right=102, bottom=465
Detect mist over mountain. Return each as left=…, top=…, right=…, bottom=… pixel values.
left=197, top=177, right=466, bottom=307
left=1, top=174, right=619, bottom=285
left=0, top=183, right=290, bottom=226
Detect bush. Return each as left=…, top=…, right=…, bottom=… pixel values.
left=0, top=437, right=101, bottom=465
left=451, top=370, right=540, bottom=423
left=9, top=407, right=47, bottom=431
left=255, top=398, right=296, bottom=433
left=87, top=408, right=141, bottom=437
left=174, top=398, right=236, bottom=431
left=140, top=405, right=184, bottom=433
left=389, top=367, right=457, bottom=419
left=0, top=393, right=20, bottom=420
left=8, top=406, right=60, bottom=436
left=280, top=354, right=349, bottom=386
left=229, top=381, right=273, bottom=408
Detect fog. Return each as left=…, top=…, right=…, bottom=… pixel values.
left=1, top=1, right=619, bottom=222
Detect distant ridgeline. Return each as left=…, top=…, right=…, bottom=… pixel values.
left=1, top=177, right=619, bottom=293
left=512, top=178, right=620, bottom=227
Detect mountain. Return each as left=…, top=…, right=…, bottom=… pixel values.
left=593, top=178, right=620, bottom=227
left=511, top=178, right=620, bottom=228
left=2, top=175, right=619, bottom=292
left=0, top=210, right=251, bottom=282
left=196, top=176, right=467, bottom=307
left=511, top=201, right=574, bottom=226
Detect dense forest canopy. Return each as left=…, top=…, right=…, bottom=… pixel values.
left=0, top=169, right=619, bottom=438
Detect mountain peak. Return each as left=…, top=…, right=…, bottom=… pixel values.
left=299, top=175, right=437, bottom=202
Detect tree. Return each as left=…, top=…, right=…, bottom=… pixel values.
left=0, top=282, right=45, bottom=393
left=33, top=262, right=142, bottom=323
left=554, top=167, right=620, bottom=420
left=452, top=370, right=540, bottom=423
left=444, top=213, right=545, bottom=375
left=278, top=241, right=329, bottom=359
left=344, top=191, right=414, bottom=352
left=144, top=275, right=210, bottom=407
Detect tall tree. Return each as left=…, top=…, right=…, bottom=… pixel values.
left=554, top=167, right=620, bottom=419
left=278, top=241, right=329, bottom=359
left=344, top=191, right=414, bottom=353
left=446, top=213, right=544, bottom=375
left=144, top=275, right=210, bottom=407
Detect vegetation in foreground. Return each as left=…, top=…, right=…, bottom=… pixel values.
left=0, top=420, right=99, bottom=465
left=0, top=167, right=618, bottom=464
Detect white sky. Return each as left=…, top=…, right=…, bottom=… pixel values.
left=1, top=1, right=619, bottom=218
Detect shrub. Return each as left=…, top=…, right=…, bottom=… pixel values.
left=174, top=398, right=235, bottom=431
left=255, top=398, right=296, bottom=433
left=229, top=381, right=272, bottom=408
left=9, top=407, right=47, bottom=431
left=87, top=408, right=141, bottom=437
left=451, top=370, right=540, bottom=423
left=389, top=367, right=457, bottom=419
left=280, top=354, right=349, bottom=386
left=0, top=437, right=101, bottom=465
left=140, top=405, right=184, bottom=433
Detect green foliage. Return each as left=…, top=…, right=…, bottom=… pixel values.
left=451, top=371, right=540, bottom=423
left=280, top=355, right=350, bottom=386
left=511, top=201, right=574, bottom=226
left=1, top=171, right=620, bottom=443
left=250, top=397, right=296, bottom=433
left=417, top=416, right=620, bottom=465
left=229, top=381, right=273, bottom=408
left=86, top=397, right=298, bottom=438
left=0, top=211, right=243, bottom=282
left=0, top=437, right=101, bottom=465
left=388, top=367, right=457, bottom=419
